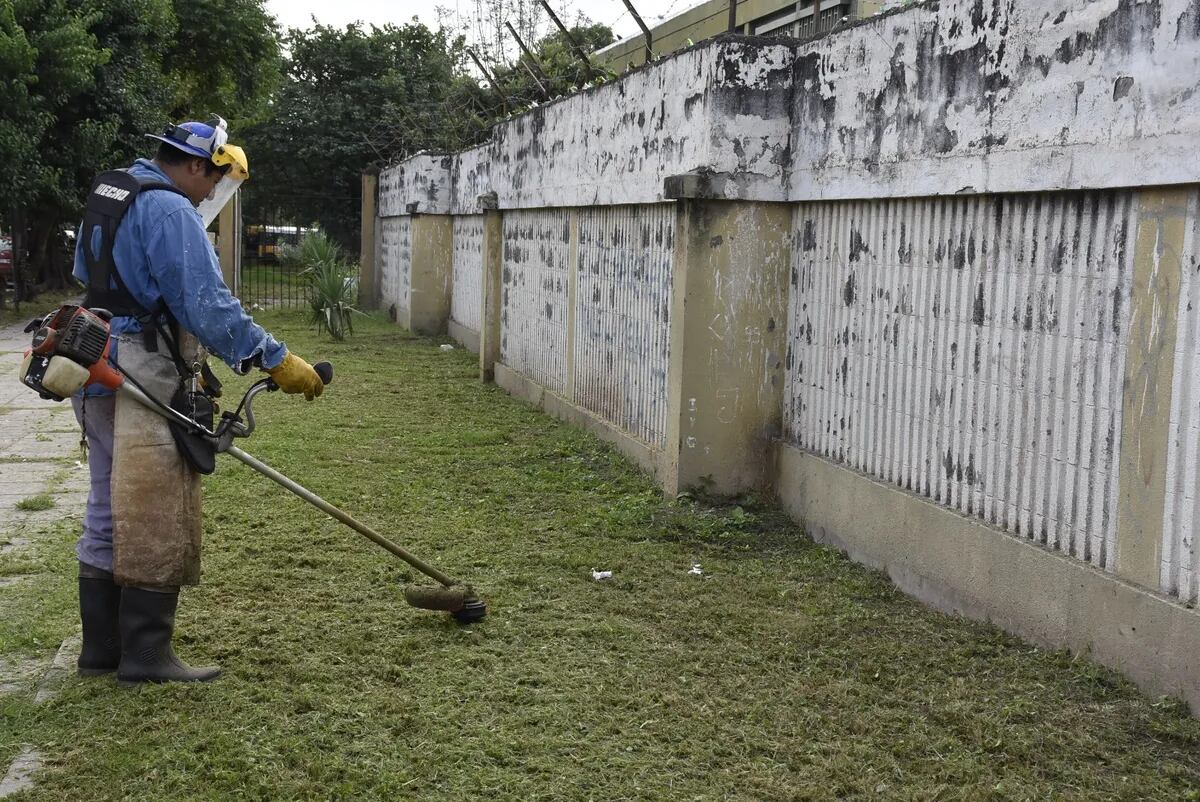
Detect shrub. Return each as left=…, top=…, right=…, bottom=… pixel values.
left=282, top=231, right=360, bottom=341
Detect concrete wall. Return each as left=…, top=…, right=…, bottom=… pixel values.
left=367, top=0, right=1200, bottom=713
left=575, top=205, right=675, bottom=450
left=789, top=0, right=1200, bottom=199
left=501, top=209, right=573, bottom=396
left=784, top=191, right=1139, bottom=571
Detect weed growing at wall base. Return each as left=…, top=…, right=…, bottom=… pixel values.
left=0, top=312, right=1197, bottom=800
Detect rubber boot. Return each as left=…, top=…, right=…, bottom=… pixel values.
left=77, top=562, right=122, bottom=676
left=116, top=587, right=220, bottom=685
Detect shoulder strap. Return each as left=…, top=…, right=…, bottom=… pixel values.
left=80, top=169, right=188, bottom=319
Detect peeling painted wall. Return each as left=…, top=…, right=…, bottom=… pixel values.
left=450, top=144, right=493, bottom=215
left=501, top=210, right=572, bottom=395
left=451, top=215, right=485, bottom=334
left=790, top=0, right=1200, bottom=199
left=784, top=191, right=1138, bottom=570
left=1161, top=191, right=1200, bottom=603
left=379, top=154, right=452, bottom=216
left=377, top=38, right=795, bottom=212
left=574, top=205, right=676, bottom=449
left=378, top=0, right=1200, bottom=215
left=371, top=0, right=1200, bottom=602
left=379, top=216, right=412, bottom=319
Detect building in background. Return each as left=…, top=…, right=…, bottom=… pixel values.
left=595, top=0, right=889, bottom=71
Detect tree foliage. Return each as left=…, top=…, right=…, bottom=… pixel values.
left=1, top=0, right=612, bottom=302
left=240, top=22, right=478, bottom=252
left=164, top=0, right=281, bottom=121
left=1, top=0, right=279, bottom=300
left=488, top=23, right=615, bottom=110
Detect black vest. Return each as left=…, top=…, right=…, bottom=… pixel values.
left=79, top=169, right=188, bottom=318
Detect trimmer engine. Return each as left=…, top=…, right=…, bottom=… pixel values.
left=19, top=305, right=121, bottom=401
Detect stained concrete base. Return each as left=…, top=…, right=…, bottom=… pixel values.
left=447, top=320, right=480, bottom=354
left=495, top=363, right=662, bottom=481
left=777, top=444, right=1200, bottom=714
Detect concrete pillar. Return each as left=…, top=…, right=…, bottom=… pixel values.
left=406, top=213, right=453, bottom=336
left=1115, top=188, right=1190, bottom=587
left=479, top=204, right=504, bottom=382
left=359, top=172, right=379, bottom=310
left=217, top=190, right=240, bottom=293
left=662, top=183, right=792, bottom=496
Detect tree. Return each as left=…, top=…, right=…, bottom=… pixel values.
left=489, top=22, right=615, bottom=109
left=1, top=0, right=280, bottom=298
left=0, top=0, right=111, bottom=302
left=163, top=0, right=281, bottom=122
left=241, top=22, right=475, bottom=252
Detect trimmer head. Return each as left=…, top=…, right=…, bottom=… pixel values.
left=451, top=598, right=488, bottom=624
left=403, top=585, right=488, bottom=624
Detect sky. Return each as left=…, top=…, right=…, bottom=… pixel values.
left=264, top=0, right=698, bottom=48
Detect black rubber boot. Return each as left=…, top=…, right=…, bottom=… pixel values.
left=77, top=562, right=122, bottom=676
left=116, top=587, right=220, bottom=685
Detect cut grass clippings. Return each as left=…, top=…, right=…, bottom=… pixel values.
left=1, top=312, right=1199, bottom=801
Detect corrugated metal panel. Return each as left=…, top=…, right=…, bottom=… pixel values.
left=1161, top=191, right=1200, bottom=604
left=451, top=215, right=484, bottom=333
left=785, top=192, right=1137, bottom=570
left=379, top=216, right=411, bottom=317
left=501, top=209, right=571, bottom=395
left=575, top=204, right=675, bottom=449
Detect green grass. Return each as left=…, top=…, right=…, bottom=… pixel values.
left=1, top=311, right=1199, bottom=800
left=0, top=287, right=83, bottom=330
left=14, top=494, right=54, bottom=512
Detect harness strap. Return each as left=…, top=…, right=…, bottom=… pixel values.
left=80, top=169, right=190, bottom=357
left=80, top=170, right=188, bottom=324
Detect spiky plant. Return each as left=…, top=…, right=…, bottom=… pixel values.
left=304, top=259, right=359, bottom=341
left=284, top=231, right=360, bottom=340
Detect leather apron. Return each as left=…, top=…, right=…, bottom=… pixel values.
left=110, top=331, right=204, bottom=589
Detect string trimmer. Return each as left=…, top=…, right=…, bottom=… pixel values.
left=18, top=304, right=486, bottom=624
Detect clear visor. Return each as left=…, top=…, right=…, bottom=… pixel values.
left=197, top=175, right=244, bottom=227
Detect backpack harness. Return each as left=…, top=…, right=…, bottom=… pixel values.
left=78, top=168, right=221, bottom=474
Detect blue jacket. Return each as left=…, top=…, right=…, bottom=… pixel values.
left=73, top=159, right=287, bottom=393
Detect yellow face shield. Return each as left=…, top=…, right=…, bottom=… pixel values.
left=212, top=144, right=249, bottom=180
left=197, top=143, right=249, bottom=227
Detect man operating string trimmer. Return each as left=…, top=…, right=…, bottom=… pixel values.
left=69, top=117, right=326, bottom=684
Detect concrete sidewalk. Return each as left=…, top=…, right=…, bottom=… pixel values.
left=0, top=316, right=90, bottom=798
left=0, top=318, right=89, bottom=548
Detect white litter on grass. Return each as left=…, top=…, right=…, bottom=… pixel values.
left=591, top=568, right=613, bottom=581
left=688, top=564, right=704, bottom=576
left=440, top=344, right=455, bottom=351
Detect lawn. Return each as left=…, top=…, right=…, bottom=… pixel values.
left=0, top=287, right=83, bottom=330
left=2, top=312, right=1198, bottom=801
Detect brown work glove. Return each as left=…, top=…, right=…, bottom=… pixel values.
left=266, top=351, right=324, bottom=400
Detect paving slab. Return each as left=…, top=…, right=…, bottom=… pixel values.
left=0, top=319, right=88, bottom=800
left=0, top=657, right=45, bottom=697
left=0, top=748, right=42, bottom=799
left=34, top=635, right=81, bottom=705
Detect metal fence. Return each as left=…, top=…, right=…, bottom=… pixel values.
left=238, top=220, right=313, bottom=310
